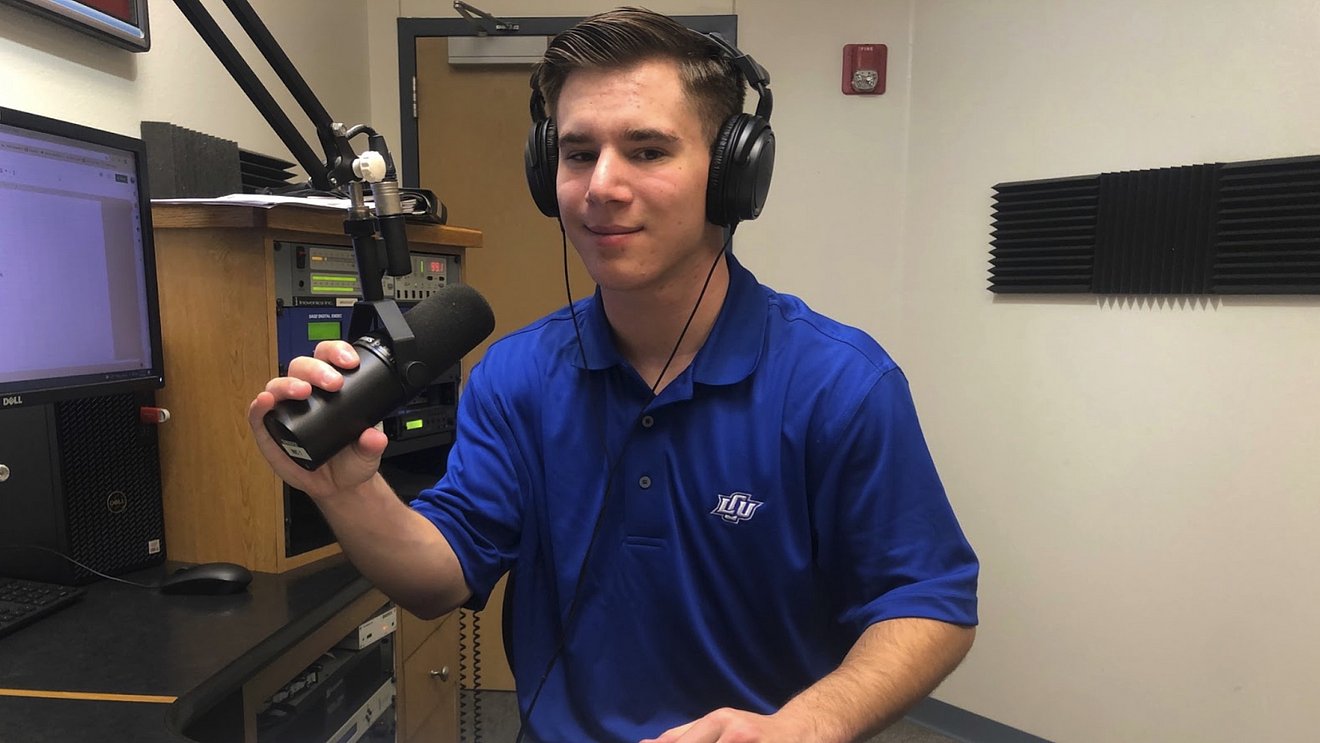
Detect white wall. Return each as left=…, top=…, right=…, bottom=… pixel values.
left=377, top=0, right=912, bottom=338
left=10, top=1, right=1320, bottom=741
left=734, top=0, right=913, bottom=343
left=900, top=1, right=1320, bottom=742
left=1, top=0, right=369, bottom=174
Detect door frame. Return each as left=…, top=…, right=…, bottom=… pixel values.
left=396, top=14, right=738, bottom=188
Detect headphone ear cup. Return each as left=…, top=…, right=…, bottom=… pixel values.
left=524, top=117, right=560, bottom=218
left=706, top=114, right=775, bottom=227
left=706, top=116, right=738, bottom=227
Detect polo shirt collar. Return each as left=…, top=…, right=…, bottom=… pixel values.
left=690, top=253, right=765, bottom=386
left=571, top=287, right=622, bottom=371
left=570, top=253, right=767, bottom=387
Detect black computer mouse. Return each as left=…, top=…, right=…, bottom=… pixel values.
left=158, top=562, right=254, bottom=595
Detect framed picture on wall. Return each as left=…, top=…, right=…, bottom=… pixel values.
left=0, top=0, right=150, bottom=52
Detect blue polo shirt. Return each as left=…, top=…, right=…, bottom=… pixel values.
left=411, top=254, right=978, bottom=743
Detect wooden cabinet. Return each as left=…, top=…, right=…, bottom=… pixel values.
left=396, top=609, right=461, bottom=743
left=239, top=587, right=392, bottom=742
left=150, top=204, right=473, bottom=741
left=149, top=203, right=481, bottom=573
left=232, top=588, right=460, bottom=743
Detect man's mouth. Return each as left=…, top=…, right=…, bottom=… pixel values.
left=587, top=225, right=643, bottom=236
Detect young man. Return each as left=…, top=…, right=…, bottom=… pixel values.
left=248, top=9, right=978, bottom=743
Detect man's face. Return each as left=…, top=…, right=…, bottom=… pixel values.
left=554, top=58, right=725, bottom=295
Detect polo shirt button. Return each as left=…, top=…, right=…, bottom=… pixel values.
left=641, top=415, right=654, bottom=428
left=639, top=476, right=652, bottom=489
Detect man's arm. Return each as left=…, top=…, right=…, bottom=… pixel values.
left=247, top=340, right=472, bottom=619
left=775, top=617, right=975, bottom=742
left=644, top=617, right=974, bottom=743
left=307, top=472, right=472, bottom=619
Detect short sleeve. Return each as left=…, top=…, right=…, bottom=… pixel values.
left=812, top=368, right=979, bottom=637
left=410, top=360, right=529, bottom=610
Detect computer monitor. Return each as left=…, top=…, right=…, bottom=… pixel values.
left=0, top=106, right=164, bottom=408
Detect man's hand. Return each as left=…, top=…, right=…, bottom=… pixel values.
left=247, top=340, right=389, bottom=501
left=641, top=618, right=974, bottom=743
left=640, top=708, right=815, bottom=743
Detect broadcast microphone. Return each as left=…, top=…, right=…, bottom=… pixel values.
left=264, top=284, right=495, bottom=470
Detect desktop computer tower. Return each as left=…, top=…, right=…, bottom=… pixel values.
left=0, top=392, right=166, bottom=585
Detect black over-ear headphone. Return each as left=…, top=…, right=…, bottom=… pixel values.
left=523, top=31, right=775, bottom=227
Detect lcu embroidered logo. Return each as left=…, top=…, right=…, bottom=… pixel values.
left=711, top=492, right=764, bottom=524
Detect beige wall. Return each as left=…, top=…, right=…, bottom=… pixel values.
left=899, top=2, right=1320, bottom=742
left=1, top=0, right=369, bottom=173
left=9, top=1, right=1320, bottom=741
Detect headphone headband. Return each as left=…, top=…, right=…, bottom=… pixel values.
left=703, top=32, right=773, bottom=121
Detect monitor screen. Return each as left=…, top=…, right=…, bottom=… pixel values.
left=0, top=107, right=164, bottom=407
left=0, top=0, right=151, bottom=52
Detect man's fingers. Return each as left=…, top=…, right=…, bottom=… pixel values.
left=642, top=708, right=774, bottom=743
left=640, top=720, right=699, bottom=743
left=262, top=375, right=313, bottom=399
left=352, top=426, right=390, bottom=460
left=670, top=719, right=722, bottom=743
left=248, top=390, right=274, bottom=422
left=247, top=393, right=303, bottom=462
left=286, top=356, right=344, bottom=391
left=314, top=340, right=359, bottom=368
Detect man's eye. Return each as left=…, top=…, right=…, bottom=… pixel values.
left=564, top=151, right=597, bottom=163
left=637, top=149, right=666, bottom=161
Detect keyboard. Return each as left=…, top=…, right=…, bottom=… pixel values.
left=0, top=577, right=86, bottom=640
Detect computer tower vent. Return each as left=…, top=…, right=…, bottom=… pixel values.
left=53, top=393, right=166, bottom=583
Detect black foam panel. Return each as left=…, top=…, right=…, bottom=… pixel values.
left=989, top=154, right=1320, bottom=295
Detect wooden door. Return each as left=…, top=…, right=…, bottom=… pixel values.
left=416, top=37, right=595, bottom=366
left=416, top=36, right=596, bottom=694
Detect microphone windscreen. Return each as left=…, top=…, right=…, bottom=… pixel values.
left=402, top=283, right=496, bottom=370
left=263, top=283, right=495, bottom=471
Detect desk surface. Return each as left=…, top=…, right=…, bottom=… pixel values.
left=0, top=557, right=373, bottom=742
left=0, top=695, right=177, bottom=742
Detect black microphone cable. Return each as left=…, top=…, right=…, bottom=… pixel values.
left=512, top=223, right=736, bottom=743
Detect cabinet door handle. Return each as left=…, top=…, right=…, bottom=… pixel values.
left=429, top=666, right=450, bottom=681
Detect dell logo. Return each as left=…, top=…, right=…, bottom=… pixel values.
left=107, top=491, right=128, bottom=514
left=1, top=395, right=23, bottom=407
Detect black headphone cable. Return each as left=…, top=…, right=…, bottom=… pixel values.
left=511, top=224, right=736, bottom=743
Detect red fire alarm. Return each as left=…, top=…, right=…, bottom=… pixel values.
left=842, top=43, right=887, bottom=95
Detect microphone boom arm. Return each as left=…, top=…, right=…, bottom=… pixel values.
left=171, top=0, right=353, bottom=190
left=172, top=0, right=417, bottom=364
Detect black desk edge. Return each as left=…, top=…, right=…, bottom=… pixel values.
left=162, top=573, right=377, bottom=741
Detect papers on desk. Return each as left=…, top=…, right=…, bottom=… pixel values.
left=151, top=193, right=352, bottom=210
left=152, top=191, right=444, bottom=223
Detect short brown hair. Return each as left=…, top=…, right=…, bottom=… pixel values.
left=531, top=7, right=746, bottom=142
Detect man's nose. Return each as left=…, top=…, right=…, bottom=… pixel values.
left=585, top=149, right=632, bottom=205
